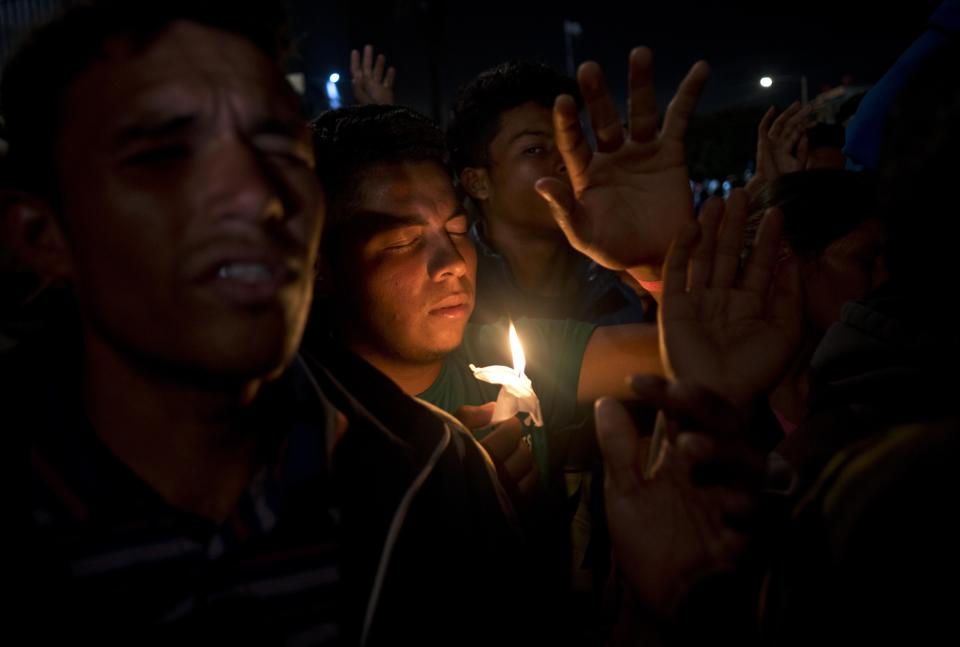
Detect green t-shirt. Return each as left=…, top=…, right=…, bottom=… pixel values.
left=418, top=317, right=596, bottom=483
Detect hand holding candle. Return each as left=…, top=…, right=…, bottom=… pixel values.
left=470, top=322, right=544, bottom=428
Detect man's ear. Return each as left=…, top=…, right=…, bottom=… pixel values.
left=1, top=191, right=74, bottom=281
left=460, top=167, right=491, bottom=201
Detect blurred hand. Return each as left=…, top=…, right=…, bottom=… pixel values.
left=456, top=403, right=539, bottom=499
left=596, top=375, right=764, bottom=618
left=350, top=44, right=396, bottom=106
left=749, top=101, right=815, bottom=192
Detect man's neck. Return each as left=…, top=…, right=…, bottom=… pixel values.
left=82, top=331, right=267, bottom=523
left=349, top=343, right=444, bottom=397
left=482, top=216, right=583, bottom=297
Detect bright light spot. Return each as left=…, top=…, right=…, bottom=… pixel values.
left=329, top=72, right=340, bottom=83
left=760, top=76, right=773, bottom=88
left=326, top=81, right=341, bottom=109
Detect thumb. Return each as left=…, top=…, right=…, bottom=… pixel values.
left=454, top=402, right=495, bottom=430
left=535, top=177, right=581, bottom=242
left=595, top=397, right=645, bottom=495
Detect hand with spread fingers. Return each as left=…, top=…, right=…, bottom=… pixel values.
left=596, top=375, right=764, bottom=619
left=748, top=101, right=816, bottom=193
left=455, top=403, right=539, bottom=501
left=350, top=44, right=397, bottom=106
left=659, top=189, right=803, bottom=408
left=535, top=47, right=709, bottom=274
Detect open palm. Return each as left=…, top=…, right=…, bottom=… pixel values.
left=660, top=190, right=802, bottom=407
left=536, top=48, right=709, bottom=270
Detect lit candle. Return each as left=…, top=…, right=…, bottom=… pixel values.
left=470, top=322, right=544, bottom=427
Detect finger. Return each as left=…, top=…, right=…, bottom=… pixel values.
left=383, top=66, right=397, bottom=89
left=535, top=177, right=587, bottom=251
left=661, top=60, right=709, bottom=142
left=372, top=53, right=386, bottom=83
left=661, top=221, right=701, bottom=299
left=758, top=106, right=776, bottom=138
left=503, top=438, right=535, bottom=480
left=517, top=466, right=540, bottom=497
left=577, top=60, right=626, bottom=153
left=595, top=397, right=644, bottom=494
left=780, top=115, right=809, bottom=153
left=710, top=188, right=749, bottom=288
left=768, top=101, right=800, bottom=140
left=350, top=49, right=362, bottom=78
left=628, top=46, right=659, bottom=142
left=481, top=417, right=523, bottom=461
left=552, top=94, right=592, bottom=193
left=455, top=402, right=495, bottom=430
left=739, top=207, right=784, bottom=294
left=362, top=44, right=374, bottom=75
left=688, top=197, right=723, bottom=289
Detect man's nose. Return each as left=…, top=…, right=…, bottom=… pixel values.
left=426, top=234, right=468, bottom=281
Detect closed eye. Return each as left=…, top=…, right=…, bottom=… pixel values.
left=122, top=145, right=191, bottom=166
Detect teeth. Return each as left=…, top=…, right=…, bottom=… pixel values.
left=217, top=263, right=272, bottom=282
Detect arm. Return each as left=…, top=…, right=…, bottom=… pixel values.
left=577, top=323, right=664, bottom=404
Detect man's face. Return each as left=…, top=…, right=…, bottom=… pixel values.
left=483, top=101, right=568, bottom=232
left=337, top=161, right=476, bottom=364
left=54, top=21, right=323, bottom=382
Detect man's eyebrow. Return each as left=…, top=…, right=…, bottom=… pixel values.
left=507, top=128, right=552, bottom=144
left=113, top=113, right=197, bottom=147
left=354, top=209, right=428, bottom=233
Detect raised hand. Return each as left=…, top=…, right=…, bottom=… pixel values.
left=659, top=189, right=802, bottom=408
left=749, top=101, right=815, bottom=191
left=535, top=47, right=709, bottom=272
left=350, top=44, right=397, bottom=106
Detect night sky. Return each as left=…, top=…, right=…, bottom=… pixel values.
left=287, top=0, right=945, bottom=121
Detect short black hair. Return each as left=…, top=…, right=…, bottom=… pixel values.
left=0, top=0, right=288, bottom=199
left=446, top=60, right=581, bottom=174
left=750, top=169, right=879, bottom=257
left=312, top=104, right=449, bottom=258
left=877, top=43, right=960, bottom=287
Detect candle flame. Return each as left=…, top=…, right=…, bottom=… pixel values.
left=508, top=322, right=525, bottom=377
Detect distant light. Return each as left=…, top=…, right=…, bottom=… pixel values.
left=329, top=72, right=340, bottom=84
left=325, top=81, right=341, bottom=109
left=760, top=76, right=773, bottom=88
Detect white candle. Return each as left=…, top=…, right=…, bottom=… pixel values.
left=470, top=322, right=544, bottom=427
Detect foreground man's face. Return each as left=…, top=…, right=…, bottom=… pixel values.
left=339, top=160, right=476, bottom=365
left=55, top=20, right=324, bottom=382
